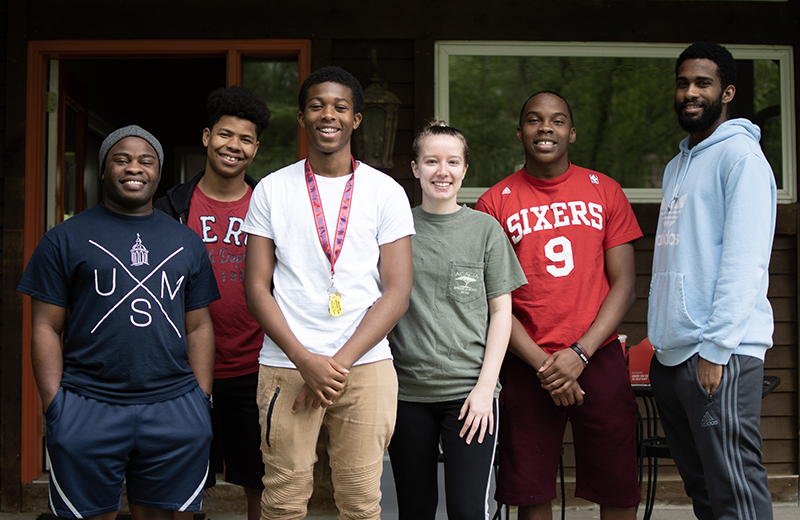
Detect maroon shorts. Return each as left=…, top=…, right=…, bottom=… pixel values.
left=496, top=340, right=641, bottom=508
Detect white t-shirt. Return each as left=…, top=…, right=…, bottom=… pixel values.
left=243, top=159, right=415, bottom=368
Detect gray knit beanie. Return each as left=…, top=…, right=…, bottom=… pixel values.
left=99, top=125, right=164, bottom=178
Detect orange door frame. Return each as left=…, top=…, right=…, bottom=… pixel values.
left=22, top=39, right=311, bottom=482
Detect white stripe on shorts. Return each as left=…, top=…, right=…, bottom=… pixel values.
left=179, top=461, right=209, bottom=511
left=47, top=447, right=83, bottom=518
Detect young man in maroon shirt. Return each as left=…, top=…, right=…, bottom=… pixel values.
left=156, top=86, right=271, bottom=520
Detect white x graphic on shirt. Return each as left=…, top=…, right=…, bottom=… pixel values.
left=89, top=240, right=185, bottom=337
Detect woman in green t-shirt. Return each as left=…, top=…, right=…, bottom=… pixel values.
left=388, top=121, right=527, bottom=519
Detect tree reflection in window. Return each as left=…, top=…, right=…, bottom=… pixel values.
left=439, top=43, right=793, bottom=202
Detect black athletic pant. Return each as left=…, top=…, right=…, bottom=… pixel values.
left=388, top=398, right=498, bottom=520
left=650, top=353, right=773, bottom=520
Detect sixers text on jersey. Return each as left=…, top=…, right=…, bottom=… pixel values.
left=506, top=200, right=603, bottom=244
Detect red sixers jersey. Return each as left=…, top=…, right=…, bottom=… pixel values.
left=188, top=185, right=262, bottom=377
left=475, top=163, right=641, bottom=354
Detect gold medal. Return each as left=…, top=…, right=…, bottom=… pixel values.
left=328, top=286, right=343, bottom=317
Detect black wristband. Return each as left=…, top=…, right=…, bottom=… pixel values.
left=570, top=342, right=589, bottom=366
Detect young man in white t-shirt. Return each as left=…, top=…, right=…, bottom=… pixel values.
left=243, top=66, right=414, bottom=520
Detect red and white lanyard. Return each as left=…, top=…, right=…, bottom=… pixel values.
left=304, top=157, right=357, bottom=316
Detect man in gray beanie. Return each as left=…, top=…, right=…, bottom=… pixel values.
left=18, top=125, right=220, bottom=519
left=99, top=124, right=165, bottom=178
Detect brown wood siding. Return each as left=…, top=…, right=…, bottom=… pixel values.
left=329, top=39, right=417, bottom=200
left=2, top=0, right=25, bottom=510
left=0, top=0, right=6, bottom=398
left=0, top=0, right=7, bottom=506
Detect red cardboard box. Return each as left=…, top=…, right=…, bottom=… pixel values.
left=629, top=337, right=654, bottom=384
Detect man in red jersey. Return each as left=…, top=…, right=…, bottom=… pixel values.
left=475, top=91, right=642, bottom=520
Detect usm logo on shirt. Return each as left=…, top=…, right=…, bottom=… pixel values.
left=90, top=235, right=187, bottom=338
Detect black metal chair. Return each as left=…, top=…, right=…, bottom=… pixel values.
left=635, top=388, right=668, bottom=520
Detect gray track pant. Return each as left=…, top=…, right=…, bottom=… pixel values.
left=650, top=353, right=773, bottom=520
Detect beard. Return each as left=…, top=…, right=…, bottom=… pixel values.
left=675, top=94, right=724, bottom=133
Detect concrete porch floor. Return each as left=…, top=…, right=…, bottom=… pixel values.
left=8, top=455, right=797, bottom=519
left=3, top=506, right=800, bottom=520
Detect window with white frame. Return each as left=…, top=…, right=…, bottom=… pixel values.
left=435, top=42, right=795, bottom=203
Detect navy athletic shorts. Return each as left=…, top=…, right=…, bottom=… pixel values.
left=45, top=385, right=212, bottom=517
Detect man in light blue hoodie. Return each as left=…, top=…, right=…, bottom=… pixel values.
left=648, top=41, right=776, bottom=520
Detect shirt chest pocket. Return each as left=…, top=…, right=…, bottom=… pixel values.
left=447, top=262, right=485, bottom=304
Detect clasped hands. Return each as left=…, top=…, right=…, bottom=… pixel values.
left=292, top=353, right=350, bottom=412
left=537, top=347, right=586, bottom=407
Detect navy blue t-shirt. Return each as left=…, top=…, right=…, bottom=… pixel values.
left=18, top=204, right=220, bottom=404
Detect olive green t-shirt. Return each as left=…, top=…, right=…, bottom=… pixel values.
left=391, top=205, right=527, bottom=402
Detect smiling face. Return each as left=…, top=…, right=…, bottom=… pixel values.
left=517, top=93, right=576, bottom=179
left=298, top=81, right=362, bottom=161
left=674, top=58, right=735, bottom=144
left=102, top=136, right=160, bottom=216
left=203, top=115, right=260, bottom=180
left=412, top=134, right=468, bottom=214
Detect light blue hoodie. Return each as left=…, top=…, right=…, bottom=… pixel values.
left=648, top=118, right=777, bottom=366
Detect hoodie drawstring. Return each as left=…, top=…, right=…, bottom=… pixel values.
left=667, top=150, right=693, bottom=212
